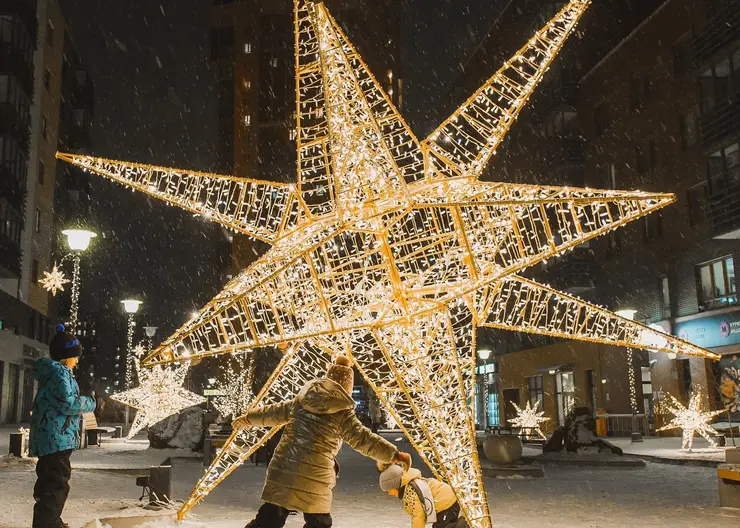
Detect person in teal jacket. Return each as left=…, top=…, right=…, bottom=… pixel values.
left=30, top=324, right=95, bottom=528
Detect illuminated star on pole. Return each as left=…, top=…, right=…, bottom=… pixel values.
left=57, top=1, right=718, bottom=526
left=111, top=357, right=205, bottom=439
left=509, top=400, right=550, bottom=440
left=40, top=264, right=70, bottom=296
left=657, top=392, right=724, bottom=451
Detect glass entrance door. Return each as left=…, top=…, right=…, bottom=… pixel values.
left=556, top=371, right=575, bottom=425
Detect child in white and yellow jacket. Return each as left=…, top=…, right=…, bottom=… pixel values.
left=378, top=463, right=468, bottom=528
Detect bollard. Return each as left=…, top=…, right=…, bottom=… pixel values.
left=149, top=465, right=172, bottom=505
left=114, top=426, right=123, bottom=439
left=9, top=433, right=26, bottom=457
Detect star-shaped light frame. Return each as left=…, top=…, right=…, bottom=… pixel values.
left=57, top=1, right=718, bottom=525
left=509, top=399, right=550, bottom=440
left=111, top=355, right=206, bottom=439
left=657, top=392, right=724, bottom=451
left=40, top=264, right=70, bottom=296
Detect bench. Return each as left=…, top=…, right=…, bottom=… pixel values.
left=82, top=413, right=116, bottom=447
left=717, top=464, right=740, bottom=508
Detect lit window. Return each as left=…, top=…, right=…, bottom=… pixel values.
left=696, top=256, right=737, bottom=311
left=270, top=58, right=278, bottom=67
left=244, top=115, right=251, bottom=126
left=289, top=129, right=297, bottom=141
left=34, top=208, right=41, bottom=233
left=243, top=80, right=251, bottom=90
left=244, top=42, right=252, bottom=54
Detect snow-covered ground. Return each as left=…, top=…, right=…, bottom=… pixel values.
left=1, top=433, right=739, bottom=527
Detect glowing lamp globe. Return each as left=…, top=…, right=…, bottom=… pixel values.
left=121, top=299, right=143, bottom=314
left=144, top=326, right=158, bottom=338
left=478, top=349, right=492, bottom=361
left=62, top=229, right=97, bottom=251
left=616, top=309, right=637, bottom=321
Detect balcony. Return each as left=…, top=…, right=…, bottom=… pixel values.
left=0, top=103, right=30, bottom=150
left=694, top=0, right=740, bottom=66
left=710, top=178, right=740, bottom=239
left=542, top=250, right=598, bottom=295
left=700, top=90, right=740, bottom=147
left=0, top=42, right=35, bottom=96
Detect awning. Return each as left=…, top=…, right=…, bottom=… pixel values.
left=535, top=363, right=575, bottom=374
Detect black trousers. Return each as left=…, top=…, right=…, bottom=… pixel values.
left=434, top=502, right=468, bottom=528
left=246, top=502, right=332, bottom=528
left=33, top=449, right=73, bottom=528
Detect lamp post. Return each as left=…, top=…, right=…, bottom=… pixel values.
left=61, top=229, right=96, bottom=332
left=616, top=309, right=642, bottom=442
left=143, top=326, right=158, bottom=352
left=478, top=348, right=492, bottom=430
left=121, top=299, right=143, bottom=389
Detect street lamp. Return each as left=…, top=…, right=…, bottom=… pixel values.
left=121, top=299, right=142, bottom=390
left=143, top=326, right=158, bottom=352
left=616, top=308, right=642, bottom=442
left=59, top=229, right=97, bottom=332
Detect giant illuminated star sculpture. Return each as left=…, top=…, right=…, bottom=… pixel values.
left=57, top=1, right=718, bottom=525
left=657, top=392, right=724, bottom=451
left=111, top=355, right=205, bottom=439
left=510, top=400, right=550, bottom=440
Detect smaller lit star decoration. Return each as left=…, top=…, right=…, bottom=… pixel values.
left=657, top=392, right=724, bottom=451
left=40, top=264, right=70, bottom=296
left=509, top=400, right=550, bottom=440
left=111, top=352, right=205, bottom=439
left=212, top=353, right=256, bottom=420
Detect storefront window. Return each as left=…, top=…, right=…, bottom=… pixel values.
left=696, top=256, right=737, bottom=310
left=556, top=371, right=575, bottom=425
left=528, top=375, right=544, bottom=409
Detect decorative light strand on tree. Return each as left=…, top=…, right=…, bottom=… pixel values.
left=56, top=2, right=719, bottom=526
left=657, top=391, right=724, bottom=451
left=212, top=353, right=256, bottom=420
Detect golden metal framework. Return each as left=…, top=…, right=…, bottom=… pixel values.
left=57, top=1, right=718, bottom=525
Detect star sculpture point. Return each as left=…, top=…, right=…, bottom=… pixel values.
left=657, top=392, right=724, bottom=451
left=40, top=264, right=70, bottom=296
left=57, top=1, right=717, bottom=526
left=111, top=357, right=205, bottom=439
left=509, top=400, right=550, bottom=440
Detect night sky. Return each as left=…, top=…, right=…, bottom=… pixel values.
left=57, top=0, right=502, bottom=350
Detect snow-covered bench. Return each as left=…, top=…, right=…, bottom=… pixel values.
left=81, top=413, right=116, bottom=447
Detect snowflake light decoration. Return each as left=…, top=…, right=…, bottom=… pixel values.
left=111, top=356, right=205, bottom=439
left=509, top=400, right=549, bottom=440
left=40, top=264, right=70, bottom=296
left=57, top=2, right=718, bottom=525
left=212, top=353, right=256, bottom=420
left=657, top=392, right=724, bottom=451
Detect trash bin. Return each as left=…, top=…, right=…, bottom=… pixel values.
left=595, top=409, right=607, bottom=437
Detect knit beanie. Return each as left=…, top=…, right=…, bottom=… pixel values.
left=379, top=464, right=404, bottom=492
left=326, top=355, right=354, bottom=394
left=49, top=324, right=83, bottom=361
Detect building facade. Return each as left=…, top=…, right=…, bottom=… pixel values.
left=448, top=0, right=740, bottom=433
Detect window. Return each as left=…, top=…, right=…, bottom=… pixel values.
left=680, top=110, right=698, bottom=150
left=707, top=142, right=740, bottom=191
left=244, top=42, right=252, bottom=54
left=31, top=259, right=39, bottom=284
left=631, top=74, right=650, bottom=111
left=243, top=79, right=251, bottom=90
left=696, top=256, right=737, bottom=310
left=209, top=26, right=235, bottom=59
left=46, top=20, right=53, bottom=46
left=41, top=115, right=47, bottom=139
left=43, top=69, right=51, bottom=90
left=594, top=103, right=611, bottom=136
left=644, top=213, right=662, bottom=242
left=661, top=277, right=671, bottom=319
left=699, top=50, right=740, bottom=112
left=598, top=163, right=617, bottom=189
left=687, top=183, right=708, bottom=225
left=37, top=160, right=45, bottom=186
left=541, top=110, right=577, bottom=139
left=289, top=128, right=297, bottom=141
left=527, top=376, right=544, bottom=410
left=635, top=140, right=656, bottom=173
left=270, top=57, right=278, bottom=67
left=641, top=367, right=653, bottom=416
left=34, top=208, right=40, bottom=233
left=555, top=371, right=575, bottom=425
left=243, top=114, right=251, bottom=126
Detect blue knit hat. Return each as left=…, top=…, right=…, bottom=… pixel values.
left=49, top=324, right=83, bottom=361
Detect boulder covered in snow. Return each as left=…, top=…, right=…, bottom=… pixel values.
left=543, top=407, right=622, bottom=456
left=148, top=407, right=205, bottom=450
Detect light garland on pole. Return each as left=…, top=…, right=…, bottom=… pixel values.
left=509, top=400, right=549, bottom=440
left=121, top=299, right=143, bottom=390
left=657, top=391, right=724, bottom=451
left=56, top=2, right=719, bottom=526
left=111, top=354, right=205, bottom=439
left=212, top=353, right=256, bottom=420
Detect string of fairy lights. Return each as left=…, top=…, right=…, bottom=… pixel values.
left=211, top=353, right=256, bottom=420
left=56, top=1, right=720, bottom=527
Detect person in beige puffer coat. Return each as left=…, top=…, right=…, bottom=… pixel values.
left=233, top=356, right=411, bottom=528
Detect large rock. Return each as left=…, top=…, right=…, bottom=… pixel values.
left=483, top=434, right=523, bottom=466
left=543, top=407, right=622, bottom=456
left=148, top=407, right=205, bottom=450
